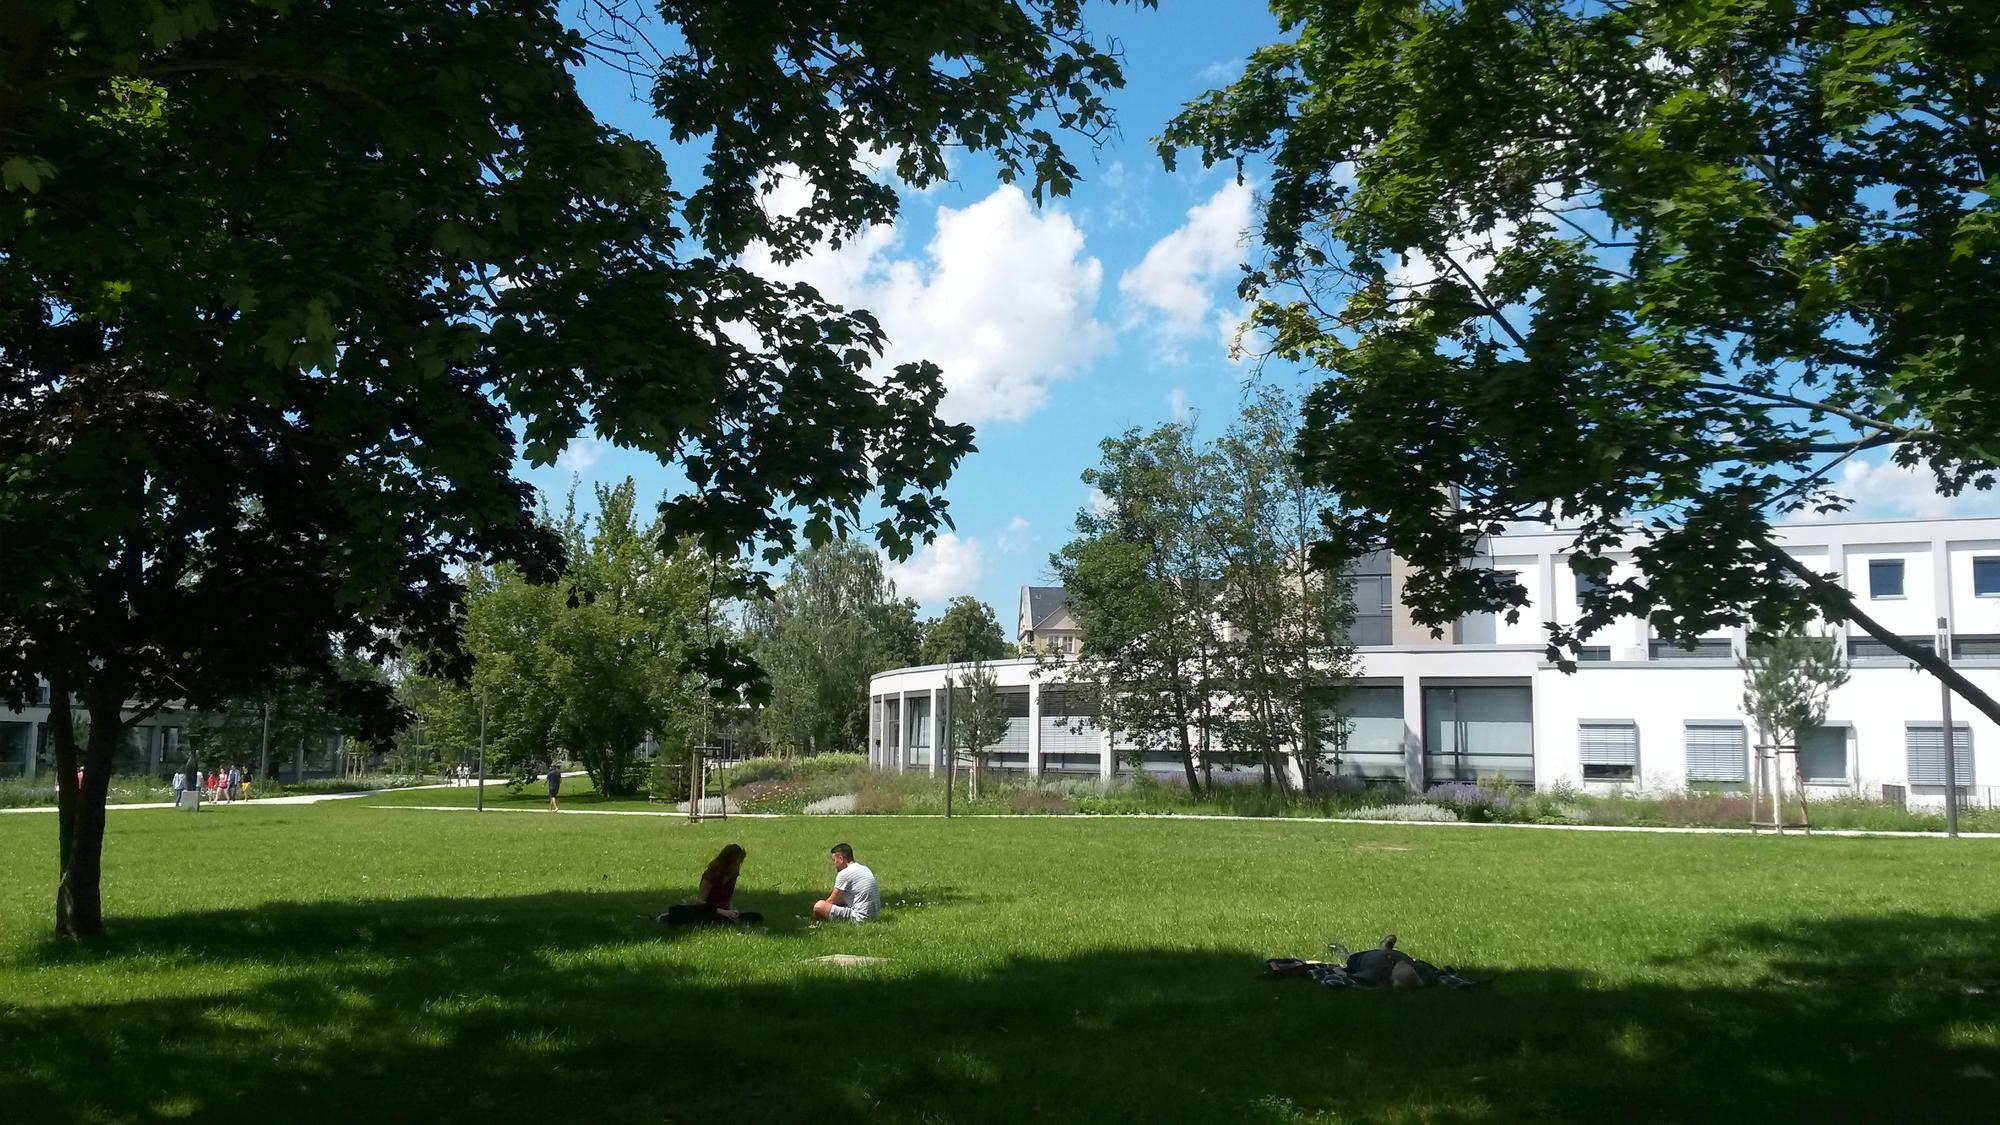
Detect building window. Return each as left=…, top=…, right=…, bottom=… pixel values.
left=1975, top=556, right=2000, bottom=597
left=1577, top=646, right=1612, bottom=661
left=1906, top=723, right=1973, bottom=787
left=1650, top=636, right=1734, bottom=660
left=1868, top=558, right=1905, bottom=598
left=1353, top=574, right=1393, bottom=612
left=1579, top=722, right=1638, bottom=781
left=1953, top=634, right=2000, bottom=659
left=1574, top=570, right=1608, bottom=607
left=1798, top=726, right=1849, bottom=785
left=1685, top=722, right=1748, bottom=784
left=1847, top=635, right=1934, bottom=661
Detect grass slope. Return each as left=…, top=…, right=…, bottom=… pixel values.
left=2, top=804, right=1996, bottom=1122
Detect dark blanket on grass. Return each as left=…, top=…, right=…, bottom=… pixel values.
left=1267, top=935, right=1477, bottom=989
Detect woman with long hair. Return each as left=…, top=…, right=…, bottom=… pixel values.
left=658, top=843, right=763, bottom=925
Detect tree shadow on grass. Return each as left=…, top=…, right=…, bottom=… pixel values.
left=4, top=901, right=1997, bottom=1123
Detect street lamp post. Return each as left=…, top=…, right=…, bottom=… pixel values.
left=1938, top=617, right=1958, bottom=838
left=477, top=686, right=487, bottom=814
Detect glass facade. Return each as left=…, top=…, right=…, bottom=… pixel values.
left=1316, top=685, right=1406, bottom=781
left=904, top=696, right=932, bottom=768
left=1423, top=685, right=1534, bottom=785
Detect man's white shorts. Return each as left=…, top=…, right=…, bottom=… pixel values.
left=828, top=905, right=863, bottom=923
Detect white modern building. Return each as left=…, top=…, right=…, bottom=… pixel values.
left=1, top=683, right=195, bottom=780
left=867, top=517, right=2000, bottom=807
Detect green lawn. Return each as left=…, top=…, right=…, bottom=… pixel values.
left=2, top=804, right=1996, bottom=1122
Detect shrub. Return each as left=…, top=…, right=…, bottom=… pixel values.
left=1006, top=788, right=1075, bottom=815
left=1424, top=782, right=1512, bottom=823
left=1657, top=790, right=1754, bottom=827
left=853, top=784, right=904, bottom=814
left=645, top=758, right=687, bottom=802
left=1343, top=802, right=1457, bottom=823
left=722, top=753, right=867, bottom=787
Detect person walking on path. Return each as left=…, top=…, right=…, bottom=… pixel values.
left=227, top=764, right=241, bottom=802
left=546, top=762, right=562, bottom=812
left=811, top=843, right=880, bottom=924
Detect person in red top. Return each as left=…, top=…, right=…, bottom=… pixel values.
left=658, top=844, right=763, bottom=926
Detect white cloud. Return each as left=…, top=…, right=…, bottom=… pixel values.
left=1086, top=487, right=1115, bottom=518
left=1199, top=58, right=1244, bottom=84
left=1169, top=388, right=1191, bottom=421
left=746, top=181, right=1108, bottom=425
left=555, top=436, right=608, bottom=474
left=999, top=516, right=1031, bottom=553
left=1824, top=455, right=2000, bottom=520
left=1119, top=181, right=1255, bottom=355
left=884, top=532, right=984, bottom=604
left=1387, top=215, right=1519, bottom=293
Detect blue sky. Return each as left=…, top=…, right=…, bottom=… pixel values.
left=518, top=1, right=2000, bottom=630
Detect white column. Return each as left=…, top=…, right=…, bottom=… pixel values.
left=1932, top=535, right=1954, bottom=640
left=1539, top=551, right=1561, bottom=655
left=1826, top=542, right=1848, bottom=647
left=1100, top=724, right=1113, bottom=780
left=1026, top=680, right=1042, bottom=777
left=1402, top=674, right=1425, bottom=794
left=928, top=686, right=941, bottom=776
left=896, top=690, right=908, bottom=773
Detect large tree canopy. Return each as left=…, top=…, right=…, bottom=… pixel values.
left=749, top=539, right=918, bottom=756
left=0, top=0, right=1139, bottom=935
left=920, top=595, right=1011, bottom=665
left=1164, top=0, right=2000, bottom=721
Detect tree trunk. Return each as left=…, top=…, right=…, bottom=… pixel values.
left=53, top=672, right=118, bottom=939
left=1755, top=536, right=2000, bottom=727
left=1172, top=688, right=1203, bottom=798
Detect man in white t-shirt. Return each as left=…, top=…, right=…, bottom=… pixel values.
left=811, top=843, right=879, bottom=923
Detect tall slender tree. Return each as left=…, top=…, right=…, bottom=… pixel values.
left=750, top=540, right=917, bottom=756
left=1211, top=386, right=1358, bottom=794
left=1052, top=424, right=1222, bottom=795
left=947, top=659, right=1010, bottom=799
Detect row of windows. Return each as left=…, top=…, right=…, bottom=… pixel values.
left=1576, top=721, right=1974, bottom=786
left=1569, top=556, right=2000, bottom=606
left=1866, top=555, right=2000, bottom=599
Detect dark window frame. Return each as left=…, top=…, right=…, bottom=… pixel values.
left=1868, top=558, right=1906, bottom=599
left=1974, top=556, right=2000, bottom=597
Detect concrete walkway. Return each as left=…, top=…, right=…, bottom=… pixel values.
left=0, top=774, right=581, bottom=815
left=364, top=803, right=2000, bottom=840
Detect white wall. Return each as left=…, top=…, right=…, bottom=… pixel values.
left=1948, top=541, right=2000, bottom=637
left=1841, top=541, right=1936, bottom=635
left=1534, top=662, right=2000, bottom=802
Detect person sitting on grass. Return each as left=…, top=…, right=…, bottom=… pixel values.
left=659, top=844, right=763, bottom=926
left=811, top=843, right=879, bottom=924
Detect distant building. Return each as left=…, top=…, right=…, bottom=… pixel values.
left=870, top=516, right=2000, bottom=808
left=1018, top=585, right=1081, bottom=655
left=1, top=681, right=198, bottom=780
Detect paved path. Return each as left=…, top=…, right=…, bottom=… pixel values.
left=12, top=776, right=1993, bottom=840
left=0, top=774, right=584, bottom=815
left=365, top=803, right=2000, bottom=840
